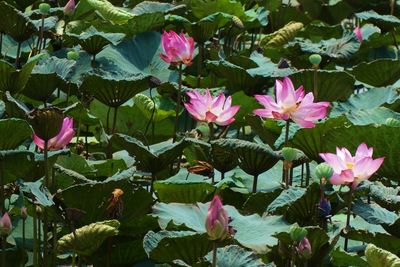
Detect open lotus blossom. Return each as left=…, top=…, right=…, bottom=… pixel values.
left=64, top=0, right=75, bottom=15
left=33, top=117, right=75, bottom=150
left=184, top=89, right=240, bottom=126
left=160, top=30, right=194, bottom=66
left=205, top=195, right=234, bottom=241
left=319, top=143, right=384, bottom=189
left=253, top=77, right=330, bottom=128
left=353, top=26, right=363, bottom=42
left=0, top=213, right=12, bottom=237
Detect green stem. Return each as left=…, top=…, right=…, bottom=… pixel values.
left=1, top=237, right=5, bottom=267
left=85, top=125, right=89, bottom=159
left=285, top=120, right=290, bottom=146
left=212, top=242, right=217, bottom=267
left=344, top=187, right=353, bottom=252
left=313, top=67, right=318, bottom=100
left=38, top=15, right=45, bottom=54
left=43, top=140, right=49, bottom=267
left=208, top=123, right=214, bottom=142
left=112, top=107, right=118, bottom=134
left=0, top=161, right=3, bottom=214
left=173, top=64, right=183, bottom=142
left=252, top=174, right=258, bottom=193
left=33, top=206, right=38, bottom=267
left=72, top=253, right=76, bottom=267
left=150, top=173, right=156, bottom=194
left=22, top=218, right=26, bottom=253
left=197, top=43, right=203, bottom=88
left=15, top=42, right=21, bottom=68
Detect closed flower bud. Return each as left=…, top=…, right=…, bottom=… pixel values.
left=64, top=0, right=75, bottom=15
left=318, top=197, right=331, bottom=218
left=21, top=207, right=27, bottom=220
left=39, top=3, right=51, bottom=14
left=282, top=147, right=297, bottom=162
left=315, top=163, right=334, bottom=180
left=0, top=213, right=12, bottom=237
left=290, top=225, right=307, bottom=242
left=309, top=54, right=322, bottom=66
left=297, top=237, right=312, bottom=260
left=205, top=195, right=232, bottom=241
left=28, top=107, right=64, bottom=142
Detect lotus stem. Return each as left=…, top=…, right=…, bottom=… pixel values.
left=208, top=123, right=214, bottom=142
left=91, top=54, right=96, bottom=68
left=211, top=241, right=217, bottom=267
left=85, top=125, right=89, bottom=159
left=313, top=66, right=318, bottom=100
left=33, top=205, right=38, bottom=267
left=220, top=172, right=225, bottom=182
left=150, top=173, right=156, bottom=194
left=0, top=33, right=2, bottom=57
left=197, top=43, right=203, bottom=88
left=344, top=187, right=353, bottom=252
left=52, top=222, right=57, bottom=266
left=1, top=236, right=5, bottom=267
left=252, top=174, right=258, bottom=193
left=284, top=120, right=290, bottom=146
left=305, top=162, right=310, bottom=187
left=15, top=42, right=22, bottom=68
left=43, top=140, right=49, bottom=267
left=173, top=63, right=183, bottom=142
left=38, top=15, right=45, bottom=54
left=22, top=217, right=26, bottom=252
left=0, top=162, right=3, bottom=214
left=72, top=253, right=76, bottom=267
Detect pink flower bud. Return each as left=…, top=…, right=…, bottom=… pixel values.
left=0, top=213, right=12, bottom=237
left=64, top=0, right=75, bottom=15
left=205, top=195, right=233, bottom=241
left=297, top=237, right=312, bottom=260
left=354, top=26, right=362, bottom=42
left=33, top=117, right=75, bottom=151
left=160, top=30, right=194, bottom=66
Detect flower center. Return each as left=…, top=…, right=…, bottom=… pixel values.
left=346, top=162, right=354, bottom=169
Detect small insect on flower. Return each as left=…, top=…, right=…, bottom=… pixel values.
left=107, top=189, right=124, bottom=220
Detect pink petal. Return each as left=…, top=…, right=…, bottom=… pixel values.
left=355, top=143, right=373, bottom=159
left=33, top=134, right=45, bottom=150
left=330, top=169, right=354, bottom=185
left=295, top=86, right=305, bottom=101
left=319, top=152, right=347, bottom=173
left=272, top=111, right=289, bottom=120
left=354, top=27, right=363, bottom=42
left=184, top=103, right=203, bottom=121
left=253, top=108, right=273, bottom=118
left=216, top=105, right=240, bottom=126
left=205, top=111, right=218, bottom=123
left=276, top=77, right=296, bottom=108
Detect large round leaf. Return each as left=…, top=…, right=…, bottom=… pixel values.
left=351, top=59, right=400, bottom=87
left=0, top=59, right=38, bottom=94
left=0, top=119, right=32, bottom=149
left=80, top=73, right=149, bottom=107
left=204, top=245, right=267, bottom=267
left=289, top=70, right=355, bottom=102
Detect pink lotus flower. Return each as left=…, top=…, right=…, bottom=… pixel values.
left=0, top=213, right=12, bottom=237
left=160, top=30, right=194, bottom=66
left=205, top=195, right=233, bottom=241
left=184, top=89, right=240, bottom=126
left=297, top=237, right=312, bottom=260
left=319, top=143, right=384, bottom=189
left=354, top=26, right=362, bottom=42
left=33, top=117, right=75, bottom=150
left=64, top=0, right=75, bottom=15
left=253, top=77, right=330, bottom=128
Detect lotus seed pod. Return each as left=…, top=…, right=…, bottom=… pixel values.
left=282, top=147, right=297, bottom=162
left=315, top=163, right=334, bottom=180
left=290, top=225, right=308, bottom=242
left=309, top=54, right=322, bottom=66
left=39, top=3, right=51, bottom=14
left=67, top=51, right=79, bottom=61
left=232, top=16, right=244, bottom=29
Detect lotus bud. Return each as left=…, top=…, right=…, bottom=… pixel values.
left=21, top=207, right=27, bottom=220
left=0, top=213, right=12, bottom=237
left=282, top=147, right=297, bottom=162
left=39, top=3, right=51, bottom=14
left=309, top=54, right=322, bottom=66
left=353, top=26, right=362, bottom=42
left=297, top=237, right=312, bottom=260
left=385, top=118, right=400, bottom=127
left=289, top=225, right=307, bottom=242
left=28, top=107, right=64, bottom=141
left=67, top=51, right=79, bottom=61
left=315, top=163, right=334, bottom=180
left=318, top=197, right=331, bottom=218
left=205, top=195, right=232, bottom=241
left=64, top=0, right=75, bottom=16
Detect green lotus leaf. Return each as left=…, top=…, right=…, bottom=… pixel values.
left=0, top=59, right=38, bottom=94
left=352, top=200, right=398, bottom=226
left=0, top=118, right=32, bottom=149
left=143, top=231, right=212, bottom=265
left=152, top=201, right=292, bottom=253
left=64, top=102, right=103, bottom=126
left=112, top=134, right=188, bottom=173
left=266, top=183, right=320, bottom=225
left=344, top=229, right=400, bottom=255
left=85, top=0, right=133, bottom=24
left=351, top=59, right=400, bottom=87
left=355, top=10, right=400, bottom=30
left=289, top=70, right=355, bottom=102
left=261, top=21, right=304, bottom=47
left=80, top=73, right=149, bottom=107
left=210, top=140, right=238, bottom=174
left=65, top=26, right=125, bottom=55
left=204, top=245, right=267, bottom=267
left=190, top=0, right=245, bottom=19
left=365, top=244, right=400, bottom=267
left=368, top=182, right=400, bottom=212
left=212, top=139, right=281, bottom=177
left=59, top=179, right=153, bottom=230
left=57, top=220, right=120, bottom=256
left=154, top=170, right=215, bottom=203
left=330, top=247, right=368, bottom=267
left=0, top=2, right=37, bottom=43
